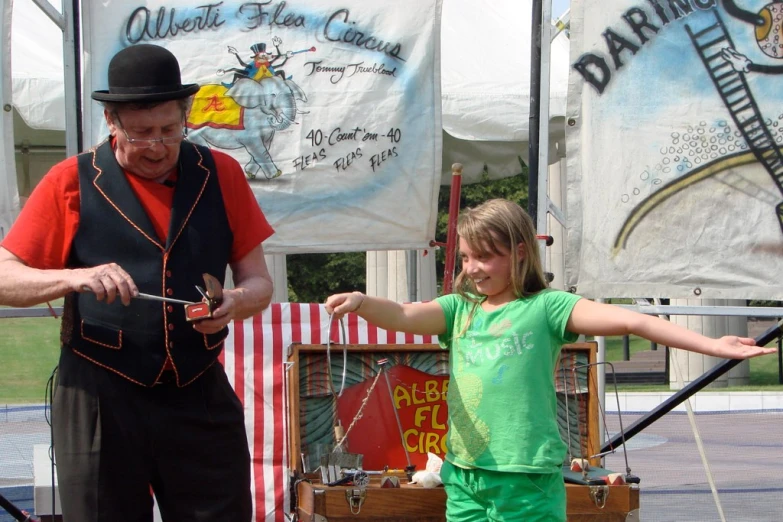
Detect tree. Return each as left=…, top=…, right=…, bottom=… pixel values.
left=286, top=251, right=366, bottom=303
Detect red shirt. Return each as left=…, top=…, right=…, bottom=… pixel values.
left=2, top=148, right=274, bottom=269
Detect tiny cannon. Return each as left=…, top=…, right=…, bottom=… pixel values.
left=325, top=470, right=370, bottom=488
left=185, top=273, right=224, bottom=322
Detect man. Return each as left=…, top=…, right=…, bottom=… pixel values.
left=0, top=44, right=274, bottom=521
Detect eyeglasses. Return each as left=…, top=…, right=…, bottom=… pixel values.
left=114, top=115, right=187, bottom=149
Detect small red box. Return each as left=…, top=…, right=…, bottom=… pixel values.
left=185, top=302, right=212, bottom=322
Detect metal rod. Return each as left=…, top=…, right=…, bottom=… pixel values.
left=528, top=0, right=542, bottom=220
left=135, top=293, right=196, bottom=306
left=382, top=369, right=413, bottom=468
left=442, top=163, right=463, bottom=294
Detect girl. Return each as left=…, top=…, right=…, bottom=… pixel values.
left=324, top=198, right=774, bottom=522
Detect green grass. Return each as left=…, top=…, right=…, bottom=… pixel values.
left=2, top=312, right=781, bottom=402
left=0, top=314, right=62, bottom=403
left=601, top=335, right=783, bottom=391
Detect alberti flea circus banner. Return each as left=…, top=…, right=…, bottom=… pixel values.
left=82, top=1, right=443, bottom=253
left=566, top=0, right=783, bottom=299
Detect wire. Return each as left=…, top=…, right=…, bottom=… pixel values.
left=45, top=366, right=58, bottom=520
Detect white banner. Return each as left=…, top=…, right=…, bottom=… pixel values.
left=82, top=0, right=442, bottom=254
left=566, top=0, right=783, bottom=299
left=0, top=0, right=20, bottom=239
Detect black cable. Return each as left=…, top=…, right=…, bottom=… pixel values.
left=45, top=366, right=58, bottom=520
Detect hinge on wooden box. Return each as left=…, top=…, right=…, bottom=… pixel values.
left=345, top=488, right=367, bottom=515
left=588, top=485, right=609, bottom=509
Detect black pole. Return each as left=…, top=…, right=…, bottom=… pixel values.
left=0, top=492, right=38, bottom=521
left=778, top=327, right=782, bottom=384
left=72, top=0, right=84, bottom=152
left=528, top=0, right=542, bottom=218
left=622, top=335, right=630, bottom=361
left=601, top=319, right=783, bottom=453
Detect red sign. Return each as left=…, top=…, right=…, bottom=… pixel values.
left=336, top=365, right=449, bottom=471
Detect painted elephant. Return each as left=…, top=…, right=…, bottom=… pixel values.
left=186, top=77, right=307, bottom=180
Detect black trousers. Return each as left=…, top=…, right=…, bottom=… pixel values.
left=52, top=348, right=251, bottom=522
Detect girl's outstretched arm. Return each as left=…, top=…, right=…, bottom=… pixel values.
left=566, top=298, right=777, bottom=359
left=325, top=292, right=447, bottom=336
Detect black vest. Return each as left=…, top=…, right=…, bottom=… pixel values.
left=60, top=140, right=233, bottom=387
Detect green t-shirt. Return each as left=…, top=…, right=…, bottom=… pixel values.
left=435, top=289, right=581, bottom=473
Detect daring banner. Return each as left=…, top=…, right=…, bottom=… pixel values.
left=82, top=0, right=442, bottom=253
left=566, top=0, right=783, bottom=299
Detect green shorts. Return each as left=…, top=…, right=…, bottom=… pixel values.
left=440, top=460, right=566, bottom=522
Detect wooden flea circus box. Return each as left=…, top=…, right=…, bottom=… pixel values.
left=286, top=343, right=640, bottom=522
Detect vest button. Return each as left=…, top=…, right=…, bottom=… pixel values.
left=167, top=305, right=173, bottom=313
left=166, top=288, right=173, bottom=296
left=169, top=341, right=174, bottom=348
left=168, top=323, right=175, bottom=331
left=166, top=270, right=172, bottom=278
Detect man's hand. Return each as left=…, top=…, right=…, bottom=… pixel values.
left=75, top=263, right=138, bottom=306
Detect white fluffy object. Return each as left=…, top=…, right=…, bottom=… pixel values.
left=425, top=452, right=443, bottom=473
left=410, top=470, right=443, bottom=488
left=410, top=452, right=444, bottom=488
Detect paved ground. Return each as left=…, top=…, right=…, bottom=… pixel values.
left=603, top=411, right=783, bottom=522
left=2, top=404, right=782, bottom=521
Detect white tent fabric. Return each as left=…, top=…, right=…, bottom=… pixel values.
left=1, top=0, right=20, bottom=239
left=11, top=0, right=64, bottom=132
left=440, top=0, right=570, bottom=183
left=442, top=0, right=569, bottom=142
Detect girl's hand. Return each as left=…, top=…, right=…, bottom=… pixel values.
left=713, top=335, right=776, bottom=359
left=325, top=292, right=365, bottom=319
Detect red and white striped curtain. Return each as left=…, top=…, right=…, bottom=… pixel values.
left=221, top=303, right=437, bottom=521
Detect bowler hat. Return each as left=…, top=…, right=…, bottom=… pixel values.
left=91, top=44, right=200, bottom=103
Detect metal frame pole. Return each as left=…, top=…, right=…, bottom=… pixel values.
left=442, top=163, right=463, bottom=294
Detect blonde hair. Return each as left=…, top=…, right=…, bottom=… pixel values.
left=453, top=199, right=549, bottom=304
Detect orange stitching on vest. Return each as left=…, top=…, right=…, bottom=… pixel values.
left=204, top=334, right=225, bottom=351
left=179, top=358, right=218, bottom=387
left=71, top=349, right=149, bottom=387
left=90, top=146, right=164, bottom=252
left=80, top=320, right=122, bottom=350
